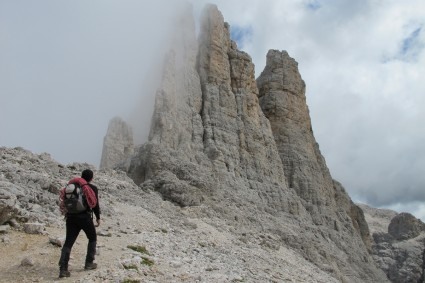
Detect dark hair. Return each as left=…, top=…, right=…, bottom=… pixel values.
left=81, top=169, right=94, bottom=182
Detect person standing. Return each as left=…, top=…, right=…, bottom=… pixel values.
left=58, top=169, right=101, bottom=278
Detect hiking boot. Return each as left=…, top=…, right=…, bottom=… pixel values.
left=59, top=269, right=71, bottom=278
left=84, top=262, right=97, bottom=270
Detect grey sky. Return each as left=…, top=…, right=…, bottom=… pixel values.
left=1, top=0, right=424, bottom=220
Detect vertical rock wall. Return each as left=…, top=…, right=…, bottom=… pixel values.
left=257, top=50, right=335, bottom=219
left=197, top=6, right=286, bottom=184
left=257, top=50, right=383, bottom=279
left=126, top=4, right=293, bottom=211
left=256, top=49, right=373, bottom=239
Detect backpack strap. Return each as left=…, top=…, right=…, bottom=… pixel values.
left=82, top=185, right=97, bottom=209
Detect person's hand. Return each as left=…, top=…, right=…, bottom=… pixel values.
left=95, top=219, right=101, bottom=227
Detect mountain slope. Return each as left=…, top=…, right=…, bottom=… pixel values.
left=0, top=146, right=339, bottom=282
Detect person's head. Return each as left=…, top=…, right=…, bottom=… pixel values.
left=81, top=169, right=94, bottom=182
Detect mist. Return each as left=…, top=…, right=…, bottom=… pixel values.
left=0, top=0, right=187, bottom=166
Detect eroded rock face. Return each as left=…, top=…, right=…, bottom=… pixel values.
left=100, top=117, right=134, bottom=170
left=256, top=49, right=380, bottom=267
left=256, top=48, right=368, bottom=232
left=362, top=205, right=425, bottom=283
left=388, top=212, right=425, bottom=241
left=126, top=5, right=290, bottom=209
left=197, top=7, right=286, bottom=184
left=0, top=147, right=83, bottom=226
left=121, top=5, right=389, bottom=283
left=257, top=50, right=335, bottom=222
left=124, top=5, right=213, bottom=207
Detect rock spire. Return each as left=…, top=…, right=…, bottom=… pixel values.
left=99, top=116, right=134, bottom=170
left=103, top=4, right=393, bottom=282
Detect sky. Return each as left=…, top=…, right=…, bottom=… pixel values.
left=1, top=0, right=424, bottom=220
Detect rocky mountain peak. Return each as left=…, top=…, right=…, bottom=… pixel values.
left=257, top=50, right=332, bottom=208
left=99, top=116, right=134, bottom=170
left=197, top=4, right=286, bottom=184
left=95, top=4, right=423, bottom=282
left=109, top=5, right=390, bottom=282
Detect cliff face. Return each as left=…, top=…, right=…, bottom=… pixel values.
left=104, top=4, right=390, bottom=282
left=197, top=8, right=286, bottom=184
left=257, top=50, right=333, bottom=216
left=361, top=204, right=425, bottom=282
left=256, top=50, right=373, bottom=248
left=125, top=5, right=297, bottom=212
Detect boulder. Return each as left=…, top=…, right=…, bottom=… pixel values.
left=0, top=185, right=19, bottom=225
left=23, top=223, right=45, bottom=234
left=388, top=212, right=425, bottom=240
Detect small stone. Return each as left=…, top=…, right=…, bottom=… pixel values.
left=183, top=219, right=197, bottom=230
left=0, top=225, right=10, bottom=233
left=21, top=257, right=34, bottom=266
left=49, top=236, right=65, bottom=247
left=116, top=261, right=124, bottom=269
left=8, top=218, right=20, bottom=228
left=171, top=260, right=182, bottom=268
left=1, top=235, right=11, bottom=243
left=97, top=230, right=112, bottom=237
left=23, top=223, right=45, bottom=234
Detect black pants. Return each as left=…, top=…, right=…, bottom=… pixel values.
left=59, top=213, right=97, bottom=269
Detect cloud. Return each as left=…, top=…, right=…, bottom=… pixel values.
left=402, top=27, right=421, bottom=53
left=230, top=25, right=253, bottom=48
left=305, top=0, right=321, bottom=11
left=0, top=0, right=184, bottom=164
left=398, top=25, right=424, bottom=61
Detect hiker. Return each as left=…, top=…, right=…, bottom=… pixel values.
left=58, top=169, right=101, bottom=278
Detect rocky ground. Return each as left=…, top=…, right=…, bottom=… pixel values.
left=0, top=147, right=338, bottom=283
left=0, top=195, right=338, bottom=283
left=2, top=144, right=425, bottom=283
